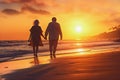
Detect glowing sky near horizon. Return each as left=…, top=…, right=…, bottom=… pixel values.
left=0, top=0, right=120, bottom=40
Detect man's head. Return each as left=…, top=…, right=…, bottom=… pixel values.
left=52, top=17, right=57, bottom=22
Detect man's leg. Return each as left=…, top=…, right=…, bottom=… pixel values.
left=49, top=40, right=53, bottom=59
left=53, top=40, right=58, bottom=58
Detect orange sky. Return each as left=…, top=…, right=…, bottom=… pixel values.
left=0, top=0, right=120, bottom=40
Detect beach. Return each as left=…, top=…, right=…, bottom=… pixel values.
left=0, top=40, right=120, bottom=80
left=0, top=50, right=120, bottom=80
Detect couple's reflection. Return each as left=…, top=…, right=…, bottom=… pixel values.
left=33, top=56, right=39, bottom=65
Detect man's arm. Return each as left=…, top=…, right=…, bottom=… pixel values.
left=58, top=24, right=62, bottom=40
left=45, top=24, right=50, bottom=40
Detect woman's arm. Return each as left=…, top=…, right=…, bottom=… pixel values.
left=28, top=33, right=31, bottom=42
left=41, top=33, right=45, bottom=39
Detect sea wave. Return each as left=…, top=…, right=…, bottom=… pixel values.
left=0, top=40, right=120, bottom=62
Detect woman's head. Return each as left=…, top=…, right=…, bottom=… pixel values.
left=34, top=19, right=39, bottom=26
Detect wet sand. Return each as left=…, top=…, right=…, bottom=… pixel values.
left=0, top=52, right=81, bottom=76
left=1, top=50, right=120, bottom=80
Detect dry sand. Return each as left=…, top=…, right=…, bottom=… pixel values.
left=1, top=51, right=120, bottom=80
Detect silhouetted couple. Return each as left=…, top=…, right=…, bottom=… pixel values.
left=28, top=17, right=62, bottom=59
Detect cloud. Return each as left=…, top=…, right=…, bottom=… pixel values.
left=0, top=0, right=47, bottom=7
left=102, top=17, right=120, bottom=25
left=1, top=7, right=50, bottom=15
left=0, top=0, right=50, bottom=15
left=113, top=18, right=120, bottom=23
left=100, top=10, right=120, bottom=25
left=2, top=9, right=20, bottom=15
left=1, top=0, right=120, bottom=17
left=21, top=5, right=50, bottom=15
left=0, top=0, right=32, bottom=4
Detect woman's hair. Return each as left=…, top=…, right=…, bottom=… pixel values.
left=34, top=19, right=39, bottom=26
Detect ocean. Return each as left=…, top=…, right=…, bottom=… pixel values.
left=0, top=40, right=120, bottom=62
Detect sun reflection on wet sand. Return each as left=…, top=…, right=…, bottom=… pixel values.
left=33, top=56, right=39, bottom=65
left=0, top=50, right=90, bottom=76
left=76, top=48, right=87, bottom=55
left=0, top=56, right=51, bottom=75
left=1, top=47, right=120, bottom=76
left=77, top=48, right=85, bottom=52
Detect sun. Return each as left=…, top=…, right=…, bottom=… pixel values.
left=75, top=26, right=82, bottom=32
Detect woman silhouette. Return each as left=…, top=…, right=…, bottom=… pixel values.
left=28, top=19, right=44, bottom=57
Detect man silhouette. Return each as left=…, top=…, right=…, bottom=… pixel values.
left=45, top=17, right=62, bottom=59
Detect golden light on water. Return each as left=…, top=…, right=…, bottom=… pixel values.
left=76, top=43, right=81, bottom=46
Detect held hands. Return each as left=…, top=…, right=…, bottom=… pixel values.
left=44, top=36, right=47, bottom=40
left=60, top=38, right=62, bottom=40
left=28, top=39, right=31, bottom=42
left=60, top=37, right=62, bottom=40
left=41, top=34, right=47, bottom=40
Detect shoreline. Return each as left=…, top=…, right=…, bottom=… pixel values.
left=1, top=50, right=120, bottom=80
left=1, top=46, right=120, bottom=63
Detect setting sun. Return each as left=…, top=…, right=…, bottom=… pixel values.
left=75, top=26, right=82, bottom=33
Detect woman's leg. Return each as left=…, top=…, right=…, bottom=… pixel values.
left=33, top=45, right=36, bottom=56
left=35, top=46, right=39, bottom=57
